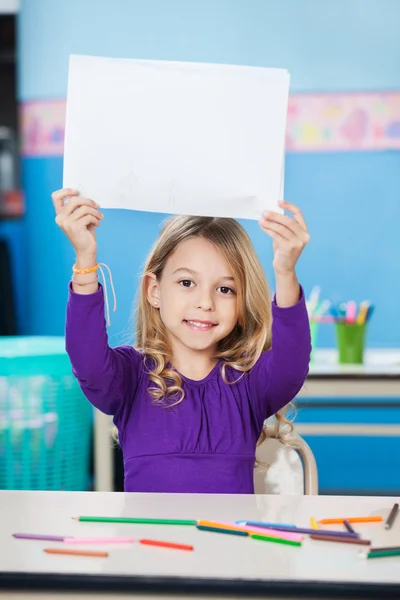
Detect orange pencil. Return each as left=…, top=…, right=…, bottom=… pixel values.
left=319, top=517, right=382, bottom=525
left=197, top=520, right=242, bottom=531
left=140, top=539, right=193, bottom=551
left=44, top=548, right=108, bottom=558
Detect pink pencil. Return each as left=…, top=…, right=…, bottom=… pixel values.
left=206, top=521, right=303, bottom=543
left=245, top=525, right=303, bottom=542
left=64, top=537, right=135, bottom=544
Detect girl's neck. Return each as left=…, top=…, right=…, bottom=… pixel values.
left=171, top=346, right=218, bottom=382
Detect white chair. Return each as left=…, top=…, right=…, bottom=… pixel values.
left=254, top=425, right=319, bottom=495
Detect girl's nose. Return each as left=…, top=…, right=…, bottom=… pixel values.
left=195, top=290, right=214, bottom=311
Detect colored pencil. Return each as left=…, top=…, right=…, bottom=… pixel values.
left=385, top=503, right=399, bottom=530
left=356, top=301, right=370, bottom=325
left=310, top=534, right=371, bottom=546
left=310, top=517, right=318, bottom=530
left=319, top=516, right=382, bottom=524
left=238, top=522, right=358, bottom=537
left=250, top=533, right=301, bottom=547
left=368, top=546, right=400, bottom=553
left=236, top=525, right=302, bottom=542
left=343, top=520, right=356, bottom=534
left=197, top=520, right=302, bottom=542
left=72, top=517, right=196, bottom=526
left=236, top=520, right=296, bottom=529
left=65, top=536, right=193, bottom=550
left=64, top=537, right=135, bottom=544
left=140, top=539, right=193, bottom=551
left=13, top=533, right=66, bottom=542
left=197, top=525, right=248, bottom=537
left=363, top=549, right=400, bottom=559
left=44, top=548, right=108, bottom=557
left=198, top=520, right=247, bottom=530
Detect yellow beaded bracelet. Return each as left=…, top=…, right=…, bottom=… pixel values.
left=72, top=263, right=99, bottom=275
left=71, top=262, right=117, bottom=327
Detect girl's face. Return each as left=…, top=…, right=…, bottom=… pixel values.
left=148, top=237, right=239, bottom=358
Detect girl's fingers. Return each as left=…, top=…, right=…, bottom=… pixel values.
left=69, top=205, right=103, bottom=222
left=260, top=219, right=298, bottom=243
left=279, top=200, right=308, bottom=231
left=62, top=196, right=99, bottom=217
left=51, top=188, right=78, bottom=215
left=262, top=212, right=304, bottom=237
left=261, top=212, right=310, bottom=245
left=260, top=226, right=290, bottom=245
left=78, top=215, right=100, bottom=228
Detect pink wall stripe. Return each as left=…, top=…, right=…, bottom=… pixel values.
left=286, top=92, right=400, bottom=151
left=20, top=100, right=66, bottom=157
left=20, top=93, right=400, bottom=157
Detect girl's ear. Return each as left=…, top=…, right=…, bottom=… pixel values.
left=145, top=272, right=160, bottom=308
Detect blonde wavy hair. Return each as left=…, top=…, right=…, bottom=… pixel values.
left=135, top=215, right=294, bottom=443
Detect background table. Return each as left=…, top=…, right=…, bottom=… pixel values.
left=1, top=491, right=399, bottom=598
left=296, top=348, right=400, bottom=495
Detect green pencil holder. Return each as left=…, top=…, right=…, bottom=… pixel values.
left=310, top=321, right=319, bottom=362
left=335, top=322, right=367, bottom=364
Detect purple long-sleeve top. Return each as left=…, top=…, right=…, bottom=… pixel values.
left=66, top=284, right=311, bottom=494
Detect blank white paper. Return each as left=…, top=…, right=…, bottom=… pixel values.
left=63, top=55, right=289, bottom=220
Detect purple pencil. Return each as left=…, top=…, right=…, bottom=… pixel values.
left=13, top=533, right=66, bottom=542
left=240, top=523, right=359, bottom=538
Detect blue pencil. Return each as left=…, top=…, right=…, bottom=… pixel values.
left=236, top=520, right=295, bottom=529
left=366, top=305, right=375, bottom=322
left=238, top=521, right=359, bottom=538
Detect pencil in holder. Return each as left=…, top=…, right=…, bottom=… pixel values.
left=310, top=321, right=319, bottom=363
left=335, top=322, right=367, bottom=364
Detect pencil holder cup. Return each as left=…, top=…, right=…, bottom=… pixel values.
left=0, top=337, right=92, bottom=491
left=335, top=323, right=367, bottom=364
left=310, top=321, right=319, bottom=362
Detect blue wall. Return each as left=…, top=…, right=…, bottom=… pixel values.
left=10, top=0, right=400, bottom=347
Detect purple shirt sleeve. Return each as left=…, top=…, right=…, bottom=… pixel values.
left=248, top=286, right=311, bottom=422
left=65, top=284, right=143, bottom=425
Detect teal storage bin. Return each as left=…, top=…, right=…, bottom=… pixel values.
left=0, top=337, right=92, bottom=490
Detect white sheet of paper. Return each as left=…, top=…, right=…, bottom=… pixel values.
left=63, top=55, right=289, bottom=220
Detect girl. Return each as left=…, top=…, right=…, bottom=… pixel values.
left=52, top=188, right=311, bottom=494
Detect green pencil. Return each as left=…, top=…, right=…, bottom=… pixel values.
left=250, top=533, right=302, bottom=547
left=197, top=525, right=249, bottom=536
left=73, top=516, right=197, bottom=526
left=365, top=549, right=400, bottom=559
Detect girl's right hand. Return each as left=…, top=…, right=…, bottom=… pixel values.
left=51, top=188, right=104, bottom=257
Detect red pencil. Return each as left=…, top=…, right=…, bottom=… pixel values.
left=139, top=539, right=193, bottom=551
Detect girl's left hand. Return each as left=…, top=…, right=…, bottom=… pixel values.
left=259, top=200, right=310, bottom=276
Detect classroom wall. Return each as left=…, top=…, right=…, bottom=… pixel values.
left=9, top=0, right=400, bottom=347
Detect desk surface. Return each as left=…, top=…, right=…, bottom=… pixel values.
left=309, top=348, right=400, bottom=378
left=1, top=491, right=400, bottom=598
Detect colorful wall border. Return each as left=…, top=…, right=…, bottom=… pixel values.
left=20, top=92, right=400, bottom=157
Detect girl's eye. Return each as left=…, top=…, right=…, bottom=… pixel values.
left=218, top=286, right=235, bottom=295
left=179, top=279, right=194, bottom=288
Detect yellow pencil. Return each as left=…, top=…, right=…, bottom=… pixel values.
left=356, top=301, right=369, bottom=325
left=310, top=516, right=318, bottom=530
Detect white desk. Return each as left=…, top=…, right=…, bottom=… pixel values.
left=93, top=349, right=400, bottom=492
left=1, top=491, right=400, bottom=599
